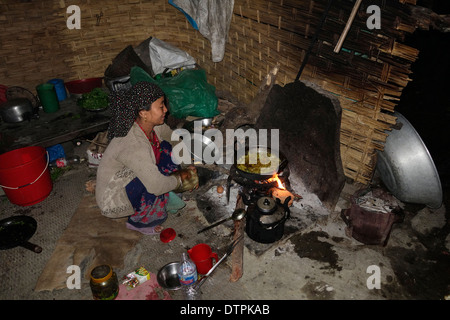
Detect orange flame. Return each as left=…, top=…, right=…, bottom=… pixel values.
left=265, top=174, right=286, bottom=190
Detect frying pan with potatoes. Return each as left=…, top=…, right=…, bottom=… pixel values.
left=235, top=146, right=287, bottom=180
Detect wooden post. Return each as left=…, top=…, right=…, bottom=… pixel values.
left=230, top=194, right=246, bottom=282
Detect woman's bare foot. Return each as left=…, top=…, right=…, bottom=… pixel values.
left=126, top=222, right=164, bottom=235
left=85, top=180, right=96, bottom=193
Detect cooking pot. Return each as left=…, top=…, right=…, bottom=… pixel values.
left=0, top=98, right=33, bottom=123
left=245, top=196, right=291, bottom=244
left=235, top=146, right=287, bottom=180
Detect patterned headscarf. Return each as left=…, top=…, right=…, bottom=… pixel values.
left=107, top=81, right=165, bottom=141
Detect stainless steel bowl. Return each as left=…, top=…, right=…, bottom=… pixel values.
left=182, top=117, right=213, bottom=133
left=190, top=132, right=219, bottom=164
left=157, top=262, right=182, bottom=290
left=172, top=130, right=220, bottom=164
left=0, top=98, right=33, bottom=123
left=200, top=117, right=213, bottom=127
left=376, top=112, right=442, bottom=208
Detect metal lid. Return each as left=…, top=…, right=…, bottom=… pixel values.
left=256, top=197, right=277, bottom=213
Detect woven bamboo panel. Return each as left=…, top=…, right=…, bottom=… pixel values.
left=177, top=0, right=420, bottom=184
left=0, top=0, right=419, bottom=184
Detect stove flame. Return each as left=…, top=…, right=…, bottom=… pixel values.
left=265, top=174, right=286, bottom=190
left=269, top=174, right=295, bottom=207
left=253, top=174, right=287, bottom=190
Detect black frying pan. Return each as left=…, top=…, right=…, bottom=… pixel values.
left=0, top=215, right=42, bottom=253
left=235, top=146, right=288, bottom=180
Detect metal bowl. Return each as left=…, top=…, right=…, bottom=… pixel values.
left=199, top=117, right=213, bottom=127
left=190, top=132, right=220, bottom=164
left=157, top=262, right=182, bottom=290
left=0, top=98, right=33, bottom=123
left=376, top=112, right=442, bottom=208
left=182, top=117, right=213, bottom=133
left=172, top=130, right=220, bottom=164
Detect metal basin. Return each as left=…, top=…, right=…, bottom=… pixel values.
left=190, top=132, right=220, bottom=164
left=172, top=131, right=220, bottom=164
left=157, top=262, right=182, bottom=290
left=376, top=112, right=442, bottom=208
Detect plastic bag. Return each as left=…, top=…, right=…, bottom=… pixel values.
left=46, top=144, right=66, bottom=162
left=149, top=38, right=196, bottom=75
left=169, top=0, right=234, bottom=62
left=130, top=66, right=219, bottom=119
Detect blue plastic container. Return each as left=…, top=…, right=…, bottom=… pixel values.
left=47, top=78, right=67, bottom=101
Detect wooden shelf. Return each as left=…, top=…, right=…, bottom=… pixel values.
left=0, top=98, right=110, bottom=153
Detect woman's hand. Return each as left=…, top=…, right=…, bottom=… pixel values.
left=179, top=169, right=191, bottom=181
left=187, top=165, right=197, bottom=173
left=186, top=166, right=199, bottom=190
left=172, top=167, right=199, bottom=192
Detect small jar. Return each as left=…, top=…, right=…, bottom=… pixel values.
left=89, top=265, right=119, bottom=300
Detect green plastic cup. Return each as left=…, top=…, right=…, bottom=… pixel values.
left=36, top=83, right=59, bottom=113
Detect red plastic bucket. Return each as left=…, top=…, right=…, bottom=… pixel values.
left=0, top=146, right=52, bottom=206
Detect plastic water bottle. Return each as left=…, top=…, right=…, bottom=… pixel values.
left=177, top=252, right=197, bottom=285
left=177, top=252, right=199, bottom=300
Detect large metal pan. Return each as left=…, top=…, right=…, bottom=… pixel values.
left=376, top=112, right=442, bottom=208
left=0, top=215, right=42, bottom=253
left=235, top=145, right=287, bottom=180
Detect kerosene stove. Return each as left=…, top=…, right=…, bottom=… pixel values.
left=226, top=163, right=292, bottom=244
left=243, top=192, right=291, bottom=244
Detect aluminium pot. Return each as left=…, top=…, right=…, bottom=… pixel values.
left=0, top=98, right=33, bottom=123
left=245, top=196, right=290, bottom=244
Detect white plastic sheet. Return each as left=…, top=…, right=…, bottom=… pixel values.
left=169, top=0, right=234, bottom=62
left=149, top=38, right=196, bottom=75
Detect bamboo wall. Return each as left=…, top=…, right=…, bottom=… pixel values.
left=0, top=0, right=419, bottom=184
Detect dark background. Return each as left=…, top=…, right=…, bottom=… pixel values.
left=396, top=0, right=450, bottom=188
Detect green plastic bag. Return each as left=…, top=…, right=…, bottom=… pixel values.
left=130, top=66, right=219, bottom=119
